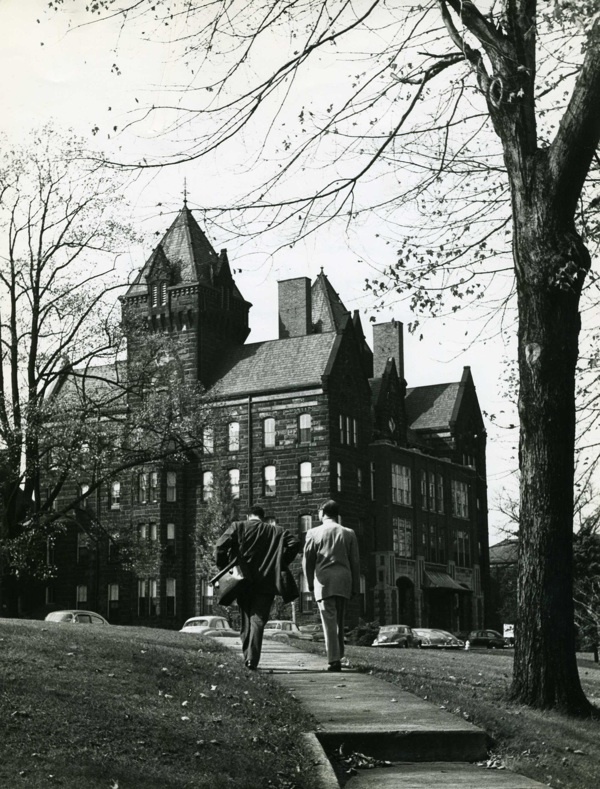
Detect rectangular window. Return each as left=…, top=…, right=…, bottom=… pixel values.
left=166, top=578, right=176, bottom=616
left=352, top=418, right=358, bottom=447
left=159, top=281, right=167, bottom=305
left=149, top=471, right=159, bottom=503
left=229, top=468, right=240, bottom=499
left=298, top=413, right=311, bottom=444
left=357, top=467, right=363, bottom=492
left=436, top=474, right=444, bottom=513
left=139, top=523, right=148, bottom=541
left=455, top=529, right=471, bottom=566
left=166, top=522, right=176, bottom=557
left=228, top=421, right=240, bottom=452
left=138, top=579, right=148, bottom=616
left=346, top=416, right=352, bottom=445
left=150, top=522, right=158, bottom=542
left=151, top=283, right=159, bottom=307
left=370, top=461, right=375, bottom=500
left=166, top=471, right=177, bottom=502
left=137, top=472, right=147, bottom=504
left=202, top=471, right=214, bottom=501
left=110, top=480, right=121, bottom=510
left=429, top=472, right=436, bottom=511
left=77, top=531, right=91, bottom=562
left=263, top=417, right=276, bottom=448
left=76, top=584, right=87, bottom=605
left=108, top=583, right=119, bottom=617
left=451, top=480, right=469, bottom=518
left=391, top=464, right=412, bottom=506
left=392, top=516, right=413, bottom=558
left=420, top=470, right=428, bottom=510
left=299, top=461, right=312, bottom=493
left=203, top=426, right=214, bottom=455
left=336, top=461, right=342, bottom=493
left=150, top=579, right=159, bottom=616
left=339, top=414, right=345, bottom=444
left=264, top=465, right=276, bottom=497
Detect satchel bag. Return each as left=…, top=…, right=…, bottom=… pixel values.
left=210, top=561, right=249, bottom=606
left=209, top=522, right=250, bottom=606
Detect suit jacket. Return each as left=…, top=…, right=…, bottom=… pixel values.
left=216, top=518, right=300, bottom=597
left=303, top=519, right=360, bottom=602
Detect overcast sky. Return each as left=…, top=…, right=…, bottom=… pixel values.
left=0, top=0, right=521, bottom=542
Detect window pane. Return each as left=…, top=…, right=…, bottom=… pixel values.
left=166, top=471, right=177, bottom=502
left=203, top=471, right=214, bottom=501
left=263, top=418, right=275, bottom=448
left=228, top=422, right=240, bottom=452
left=299, top=413, right=311, bottom=444
left=264, top=465, right=276, bottom=496
left=299, top=461, right=312, bottom=493
left=229, top=468, right=240, bottom=499
left=203, top=426, right=214, bottom=454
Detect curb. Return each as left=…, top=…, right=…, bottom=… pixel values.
left=299, top=732, right=341, bottom=789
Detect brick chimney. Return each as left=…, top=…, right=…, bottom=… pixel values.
left=278, top=277, right=312, bottom=338
left=372, top=320, right=405, bottom=381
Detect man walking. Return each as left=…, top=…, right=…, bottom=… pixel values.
left=303, top=500, right=360, bottom=672
left=215, top=505, right=300, bottom=670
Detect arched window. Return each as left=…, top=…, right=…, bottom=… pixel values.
left=264, top=465, right=276, bottom=497
left=202, top=471, right=214, bottom=501
left=299, top=461, right=312, bottom=493
left=298, top=413, right=312, bottom=444
left=263, top=417, right=276, bottom=448
left=228, top=421, right=240, bottom=452
left=229, top=469, right=240, bottom=499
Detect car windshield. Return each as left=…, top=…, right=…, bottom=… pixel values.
left=382, top=626, right=408, bottom=634
left=46, top=612, right=74, bottom=622
left=185, top=619, right=210, bottom=628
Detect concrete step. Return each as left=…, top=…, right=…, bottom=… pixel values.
left=344, top=761, right=548, bottom=789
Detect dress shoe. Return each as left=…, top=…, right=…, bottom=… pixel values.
left=245, top=660, right=257, bottom=670
left=327, top=661, right=342, bottom=672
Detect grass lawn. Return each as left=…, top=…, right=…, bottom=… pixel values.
left=0, top=619, right=316, bottom=789
left=296, top=640, right=600, bottom=789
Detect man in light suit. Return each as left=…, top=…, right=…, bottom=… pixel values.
left=303, top=500, right=360, bottom=672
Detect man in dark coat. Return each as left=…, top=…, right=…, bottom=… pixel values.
left=215, top=505, right=300, bottom=669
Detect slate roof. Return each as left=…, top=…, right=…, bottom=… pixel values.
left=489, top=539, right=518, bottom=566
left=311, top=271, right=350, bottom=333
left=211, top=332, right=339, bottom=397
left=126, top=207, right=243, bottom=299
left=405, top=382, right=461, bottom=431
left=52, top=361, right=128, bottom=410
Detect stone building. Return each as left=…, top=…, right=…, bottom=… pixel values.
left=41, top=205, right=489, bottom=631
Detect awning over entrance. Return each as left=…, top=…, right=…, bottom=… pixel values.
left=423, top=570, right=469, bottom=591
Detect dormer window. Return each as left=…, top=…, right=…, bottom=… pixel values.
left=151, top=281, right=167, bottom=308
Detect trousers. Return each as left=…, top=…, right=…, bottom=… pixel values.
left=317, top=595, right=347, bottom=663
left=238, top=589, right=274, bottom=667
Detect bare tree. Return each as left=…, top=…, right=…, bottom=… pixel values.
left=53, top=1, right=600, bottom=713
left=0, top=128, right=212, bottom=611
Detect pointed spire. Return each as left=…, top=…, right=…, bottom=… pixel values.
left=183, top=178, right=188, bottom=207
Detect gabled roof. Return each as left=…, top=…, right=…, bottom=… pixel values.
left=126, top=206, right=242, bottom=298
left=50, top=361, right=128, bottom=411
left=489, top=539, right=518, bottom=566
left=311, top=271, right=350, bottom=333
left=211, top=332, right=339, bottom=397
left=405, top=381, right=461, bottom=431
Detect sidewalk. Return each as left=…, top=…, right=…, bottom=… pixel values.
left=213, top=635, right=547, bottom=789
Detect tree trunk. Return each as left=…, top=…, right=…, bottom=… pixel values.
left=510, top=169, right=593, bottom=714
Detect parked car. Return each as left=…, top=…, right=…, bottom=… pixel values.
left=263, top=620, right=314, bottom=641
left=372, top=624, right=418, bottom=648
left=299, top=623, right=325, bottom=642
left=465, top=629, right=508, bottom=649
left=179, top=616, right=237, bottom=637
left=413, top=628, right=464, bottom=649
left=44, top=610, right=109, bottom=625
